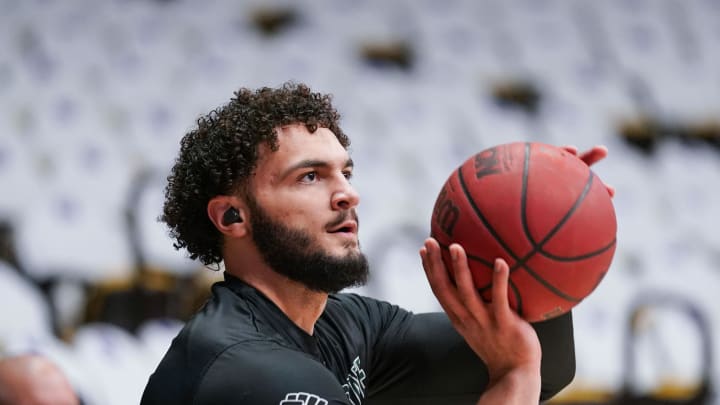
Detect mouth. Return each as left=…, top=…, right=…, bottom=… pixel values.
left=327, top=220, right=358, bottom=235
left=326, top=210, right=359, bottom=235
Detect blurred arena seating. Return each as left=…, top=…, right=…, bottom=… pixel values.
left=0, top=0, right=718, bottom=403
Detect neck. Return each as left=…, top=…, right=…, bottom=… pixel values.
left=225, top=251, right=327, bottom=335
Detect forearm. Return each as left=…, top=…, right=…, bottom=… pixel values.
left=534, top=312, right=576, bottom=399
left=476, top=367, right=541, bottom=405
left=366, top=311, right=575, bottom=404
left=474, top=312, right=575, bottom=404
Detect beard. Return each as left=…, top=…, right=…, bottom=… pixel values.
left=246, top=197, right=369, bottom=294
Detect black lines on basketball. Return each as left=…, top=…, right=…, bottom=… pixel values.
left=430, top=142, right=617, bottom=322
left=541, top=238, right=617, bottom=262
left=458, top=166, right=522, bottom=265
left=437, top=241, right=494, bottom=268
left=520, top=142, right=534, bottom=243
left=534, top=172, right=593, bottom=255
left=517, top=266, right=583, bottom=303
left=521, top=148, right=595, bottom=254
left=477, top=274, right=523, bottom=315
left=515, top=144, right=600, bottom=303
left=514, top=146, right=600, bottom=302
left=469, top=143, right=585, bottom=303
left=463, top=145, right=589, bottom=303
left=509, top=279, right=523, bottom=317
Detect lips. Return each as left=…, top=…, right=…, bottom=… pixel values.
left=327, top=220, right=358, bottom=234
left=327, top=211, right=358, bottom=233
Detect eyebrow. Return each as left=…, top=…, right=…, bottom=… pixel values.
left=279, top=158, right=354, bottom=180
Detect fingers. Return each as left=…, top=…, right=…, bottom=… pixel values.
left=450, top=244, right=489, bottom=324
left=420, top=238, right=446, bottom=289
left=562, top=144, right=608, bottom=167
left=420, top=239, right=468, bottom=322
left=560, top=145, right=578, bottom=155
left=491, top=258, right=513, bottom=323
left=577, top=145, right=608, bottom=167
left=421, top=240, right=519, bottom=329
left=605, top=183, right=616, bottom=198
left=565, top=144, right=615, bottom=198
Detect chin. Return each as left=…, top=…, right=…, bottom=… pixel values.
left=328, top=245, right=361, bottom=259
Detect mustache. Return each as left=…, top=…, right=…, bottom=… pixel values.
left=326, top=209, right=359, bottom=230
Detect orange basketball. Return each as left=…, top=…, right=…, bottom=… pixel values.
left=430, top=142, right=617, bottom=322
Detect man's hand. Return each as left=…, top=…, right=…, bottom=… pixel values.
left=561, top=145, right=615, bottom=198
left=420, top=239, right=541, bottom=404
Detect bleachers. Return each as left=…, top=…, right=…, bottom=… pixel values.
left=1, top=0, right=718, bottom=403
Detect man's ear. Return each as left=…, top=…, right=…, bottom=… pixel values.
left=207, top=196, right=248, bottom=238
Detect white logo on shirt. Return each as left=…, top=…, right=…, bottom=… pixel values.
left=279, top=392, right=328, bottom=405
left=341, top=356, right=366, bottom=405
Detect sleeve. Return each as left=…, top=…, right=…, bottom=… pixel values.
left=364, top=303, right=575, bottom=405
left=194, top=342, right=353, bottom=405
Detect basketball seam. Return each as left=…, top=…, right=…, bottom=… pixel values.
left=458, top=143, right=614, bottom=313
left=458, top=157, right=529, bottom=315
left=437, top=241, right=494, bottom=268
left=465, top=144, right=580, bottom=304
left=540, top=238, right=617, bottom=261
left=508, top=279, right=522, bottom=316
left=458, top=166, right=521, bottom=264
left=514, top=144, right=598, bottom=303
left=521, top=147, right=594, bottom=252
left=524, top=161, right=615, bottom=261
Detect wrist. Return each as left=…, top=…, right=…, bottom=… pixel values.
left=489, top=365, right=541, bottom=393
left=478, top=365, right=542, bottom=405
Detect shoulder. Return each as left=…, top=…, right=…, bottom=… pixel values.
left=181, top=282, right=266, bottom=357
left=326, top=293, right=414, bottom=330
left=195, top=342, right=351, bottom=405
left=328, top=293, right=408, bottom=318
left=142, top=283, right=271, bottom=404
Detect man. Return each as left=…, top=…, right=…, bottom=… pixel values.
left=142, top=82, right=603, bottom=404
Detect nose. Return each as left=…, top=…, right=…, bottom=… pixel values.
left=331, top=178, right=360, bottom=211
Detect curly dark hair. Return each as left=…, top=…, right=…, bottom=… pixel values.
left=162, top=82, right=349, bottom=266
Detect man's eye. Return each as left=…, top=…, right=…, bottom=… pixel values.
left=301, top=172, right=317, bottom=182
left=343, top=171, right=353, bottom=180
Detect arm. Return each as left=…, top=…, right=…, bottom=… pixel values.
left=420, top=239, right=543, bottom=404
left=466, top=144, right=608, bottom=402
left=474, top=367, right=541, bottom=405
left=368, top=145, right=606, bottom=404
left=364, top=274, right=573, bottom=404
left=365, top=313, right=573, bottom=405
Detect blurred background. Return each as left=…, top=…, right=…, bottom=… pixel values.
left=0, top=0, right=718, bottom=403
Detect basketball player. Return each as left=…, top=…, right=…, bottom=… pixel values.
left=141, top=83, right=610, bottom=405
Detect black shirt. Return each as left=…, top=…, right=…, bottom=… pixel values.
left=141, top=274, right=575, bottom=405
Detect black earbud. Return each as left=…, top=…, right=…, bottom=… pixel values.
left=222, top=207, right=243, bottom=226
